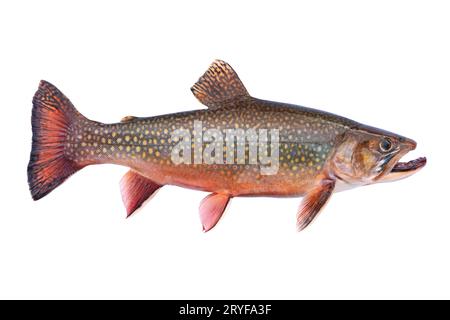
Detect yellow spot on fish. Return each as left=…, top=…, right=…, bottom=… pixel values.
left=143, top=140, right=147, bottom=145
left=160, top=139, right=165, bottom=144
left=316, top=165, right=322, bottom=170
left=108, top=139, right=112, bottom=144
left=81, top=142, right=87, bottom=147
left=126, top=146, right=131, bottom=152
left=155, top=151, right=160, bottom=157
left=148, top=148, right=153, bottom=154
left=136, top=146, right=141, bottom=152
left=110, top=146, right=115, bottom=151
left=308, top=161, right=313, bottom=167
left=125, top=136, right=130, bottom=142
left=117, top=137, right=122, bottom=143
left=142, top=152, right=147, bottom=159
left=119, top=146, right=123, bottom=151
left=102, top=147, right=107, bottom=153
left=133, top=136, right=138, bottom=142
left=112, top=132, right=117, bottom=137
left=301, top=156, right=305, bottom=162
left=101, top=138, right=106, bottom=143
left=163, top=129, right=168, bottom=134
left=145, top=130, right=149, bottom=135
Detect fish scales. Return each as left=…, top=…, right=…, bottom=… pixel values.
left=66, top=100, right=354, bottom=196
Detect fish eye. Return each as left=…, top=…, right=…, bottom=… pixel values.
left=379, top=138, right=393, bottom=152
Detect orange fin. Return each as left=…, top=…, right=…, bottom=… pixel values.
left=297, top=178, right=335, bottom=231
left=120, top=170, right=162, bottom=217
left=28, top=81, right=86, bottom=200
left=199, top=193, right=231, bottom=232
left=120, top=115, right=138, bottom=123
left=191, top=60, right=250, bottom=109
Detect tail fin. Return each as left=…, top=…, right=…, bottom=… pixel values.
left=28, top=80, right=85, bottom=200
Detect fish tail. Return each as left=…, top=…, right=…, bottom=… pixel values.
left=28, top=80, right=87, bottom=200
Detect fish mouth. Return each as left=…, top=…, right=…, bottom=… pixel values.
left=380, top=156, right=427, bottom=183
left=391, top=157, right=427, bottom=173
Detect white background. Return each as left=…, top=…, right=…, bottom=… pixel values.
left=0, top=1, right=448, bottom=299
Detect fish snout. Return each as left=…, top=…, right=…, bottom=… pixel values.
left=399, top=137, right=417, bottom=151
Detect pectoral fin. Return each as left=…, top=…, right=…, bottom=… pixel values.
left=199, top=193, right=231, bottom=232
left=297, top=178, right=335, bottom=231
left=120, top=170, right=162, bottom=217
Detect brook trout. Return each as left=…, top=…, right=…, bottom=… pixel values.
left=28, top=60, right=426, bottom=231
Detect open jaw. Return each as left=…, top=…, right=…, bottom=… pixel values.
left=381, top=156, right=427, bottom=182
left=391, top=157, right=427, bottom=173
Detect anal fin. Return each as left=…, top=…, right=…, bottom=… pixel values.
left=297, top=178, right=335, bottom=231
left=199, top=193, right=231, bottom=232
left=120, top=170, right=162, bottom=217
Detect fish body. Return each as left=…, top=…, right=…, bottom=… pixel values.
left=28, top=60, right=426, bottom=231
left=68, top=100, right=352, bottom=197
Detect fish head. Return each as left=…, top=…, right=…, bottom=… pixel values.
left=331, top=125, right=426, bottom=185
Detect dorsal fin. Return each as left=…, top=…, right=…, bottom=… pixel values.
left=191, top=60, right=250, bottom=109
left=121, top=115, right=138, bottom=123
